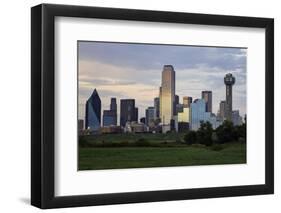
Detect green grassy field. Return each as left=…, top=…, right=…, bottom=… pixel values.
left=78, top=133, right=246, bottom=170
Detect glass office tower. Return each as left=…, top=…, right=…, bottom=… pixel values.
left=85, top=89, right=101, bottom=130
left=103, top=98, right=117, bottom=126
left=159, top=65, right=175, bottom=132
left=120, top=99, right=138, bottom=127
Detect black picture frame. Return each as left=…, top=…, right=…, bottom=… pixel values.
left=31, top=3, right=274, bottom=209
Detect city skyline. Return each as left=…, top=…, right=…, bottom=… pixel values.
left=78, top=41, right=247, bottom=122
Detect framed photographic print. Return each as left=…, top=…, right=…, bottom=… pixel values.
left=31, top=3, right=274, bottom=209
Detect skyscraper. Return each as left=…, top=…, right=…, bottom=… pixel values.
left=145, top=107, right=156, bottom=127
left=190, top=99, right=207, bottom=130
left=173, top=94, right=179, bottom=115
left=110, top=97, right=117, bottom=111
left=219, top=100, right=226, bottom=120
left=178, top=107, right=190, bottom=123
left=224, top=73, right=235, bottom=121
left=85, top=89, right=101, bottom=130
left=177, top=104, right=190, bottom=132
left=190, top=99, right=221, bottom=130
left=103, top=98, right=117, bottom=126
left=201, top=91, right=212, bottom=113
left=120, top=99, right=138, bottom=127
left=134, top=107, right=139, bottom=123
left=176, top=103, right=184, bottom=113
left=103, top=110, right=116, bottom=126
left=159, top=65, right=175, bottom=132
left=154, top=97, right=160, bottom=119
left=183, top=96, right=192, bottom=107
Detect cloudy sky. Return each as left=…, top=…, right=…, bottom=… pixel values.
left=78, top=41, right=247, bottom=123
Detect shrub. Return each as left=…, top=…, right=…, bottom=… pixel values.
left=235, top=123, right=246, bottom=140
left=216, top=120, right=236, bottom=144
left=120, top=141, right=129, bottom=147
left=135, top=138, right=150, bottom=147
left=175, top=139, right=183, bottom=144
left=211, top=144, right=223, bottom=151
left=79, top=136, right=90, bottom=147
left=197, top=121, right=213, bottom=146
left=184, top=131, right=197, bottom=145
left=238, top=137, right=246, bottom=144
left=190, top=143, right=205, bottom=148
left=102, top=142, right=112, bottom=147
left=104, top=141, right=129, bottom=147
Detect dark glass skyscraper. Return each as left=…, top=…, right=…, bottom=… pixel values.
left=224, top=73, right=235, bottom=121
left=110, top=98, right=117, bottom=112
left=120, top=99, right=138, bottom=127
left=219, top=100, right=226, bottom=120
left=103, top=98, right=117, bottom=126
left=201, top=91, right=212, bottom=113
left=173, top=94, right=179, bottom=115
left=85, top=89, right=101, bottom=130
left=146, top=106, right=156, bottom=127
left=103, top=111, right=116, bottom=126
left=154, top=97, right=160, bottom=119
left=134, top=107, right=139, bottom=123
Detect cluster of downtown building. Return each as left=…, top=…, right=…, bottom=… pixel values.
left=79, top=65, right=243, bottom=134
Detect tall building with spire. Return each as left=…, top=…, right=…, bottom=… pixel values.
left=224, top=73, right=235, bottom=121
left=85, top=89, right=101, bottom=130
left=159, top=65, right=175, bottom=132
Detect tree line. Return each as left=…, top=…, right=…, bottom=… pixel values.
left=184, top=119, right=246, bottom=146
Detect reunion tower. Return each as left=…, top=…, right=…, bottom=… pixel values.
left=224, top=73, right=235, bottom=121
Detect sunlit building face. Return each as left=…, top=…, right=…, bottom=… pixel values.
left=160, top=65, right=175, bottom=128
left=178, top=107, right=190, bottom=123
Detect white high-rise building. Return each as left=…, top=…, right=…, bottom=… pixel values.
left=159, top=65, right=175, bottom=132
